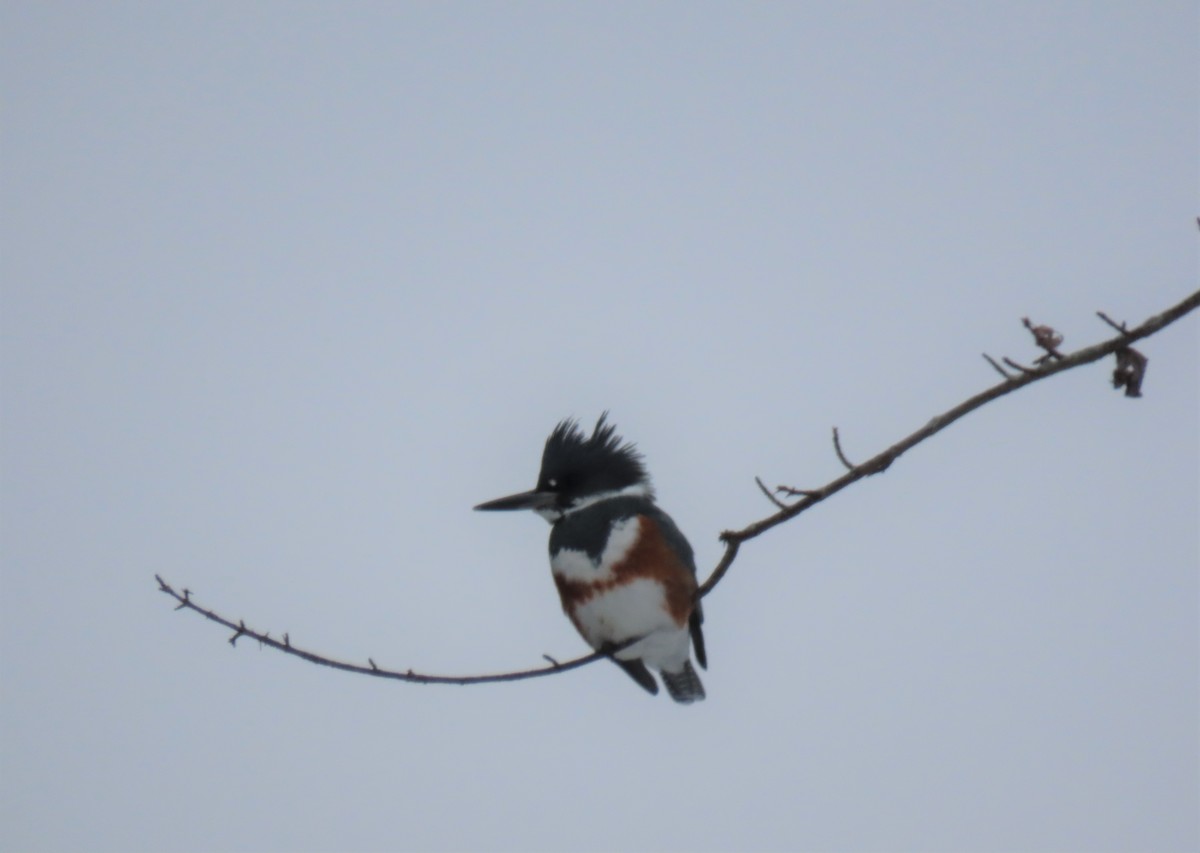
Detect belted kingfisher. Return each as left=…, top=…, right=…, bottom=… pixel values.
left=475, top=414, right=707, bottom=703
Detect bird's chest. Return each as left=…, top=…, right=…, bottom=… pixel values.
left=549, top=515, right=676, bottom=647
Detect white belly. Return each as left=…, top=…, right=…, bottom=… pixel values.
left=568, top=578, right=691, bottom=672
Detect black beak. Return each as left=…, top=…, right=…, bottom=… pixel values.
left=473, top=489, right=558, bottom=512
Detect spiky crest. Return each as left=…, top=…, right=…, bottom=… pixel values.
left=536, top=413, right=651, bottom=505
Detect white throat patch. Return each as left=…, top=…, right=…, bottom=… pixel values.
left=567, top=482, right=654, bottom=513
left=533, top=481, right=653, bottom=525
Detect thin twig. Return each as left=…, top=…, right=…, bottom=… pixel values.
left=982, top=353, right=1012, bottom=379
left=831, top=427, right=855, bottom=470
left=1002, top=357, right=1038, bottom=375
left=1096, top=311, right=1130, bottom=336
left=776, top=484, right=822, bottom=498
left=754, top=476, right=790, bottom=510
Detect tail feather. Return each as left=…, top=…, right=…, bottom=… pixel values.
left=689, top=606, right=707, bottom=670
left=611, top=657, right=659, bottom=696
left=661, top=660, right=706, bottom=704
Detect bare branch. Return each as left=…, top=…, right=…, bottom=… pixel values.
left=697, top=288, right=1199, bottom=603
left=158, top=288, right=1200, bottom=688
left=155, top=574, right=613, bottom=685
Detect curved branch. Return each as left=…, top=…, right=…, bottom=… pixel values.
left=696, top=288, right=1199, bottom=598
left=158, top=288, right=1200, bottom=686
left=155, top=574, right=611, bottom=684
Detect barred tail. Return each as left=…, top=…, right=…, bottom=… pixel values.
left=661, top=661, right=706, bottom=704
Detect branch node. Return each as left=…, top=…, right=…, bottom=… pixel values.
left=283, top=633, right=290, bottom=648
left=776, top=484, right=821, bottom=498
left=754, top=476, right=790, bottom=509
left=369, top=658, right=378, bottom=671
left=229, top=621, right=246, bottom=647
left=542, top=654, right=561, bottom=667
left=865, top=454, right=894, bottom=475
left=1002, top=356, right=1038, bottom=375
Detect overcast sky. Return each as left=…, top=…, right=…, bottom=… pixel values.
left=2, top=3, right=1198, bottom=852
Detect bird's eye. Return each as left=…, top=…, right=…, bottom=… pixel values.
left=547, top=478, right=558, bottom=488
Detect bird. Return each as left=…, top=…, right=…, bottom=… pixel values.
left=475, top=414, right=707, bottom=703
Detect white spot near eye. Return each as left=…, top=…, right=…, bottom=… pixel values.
left=548, top=478, right=558, bottom=488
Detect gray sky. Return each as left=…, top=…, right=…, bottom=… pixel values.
left=2, top=3, right=1197, bottom=851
